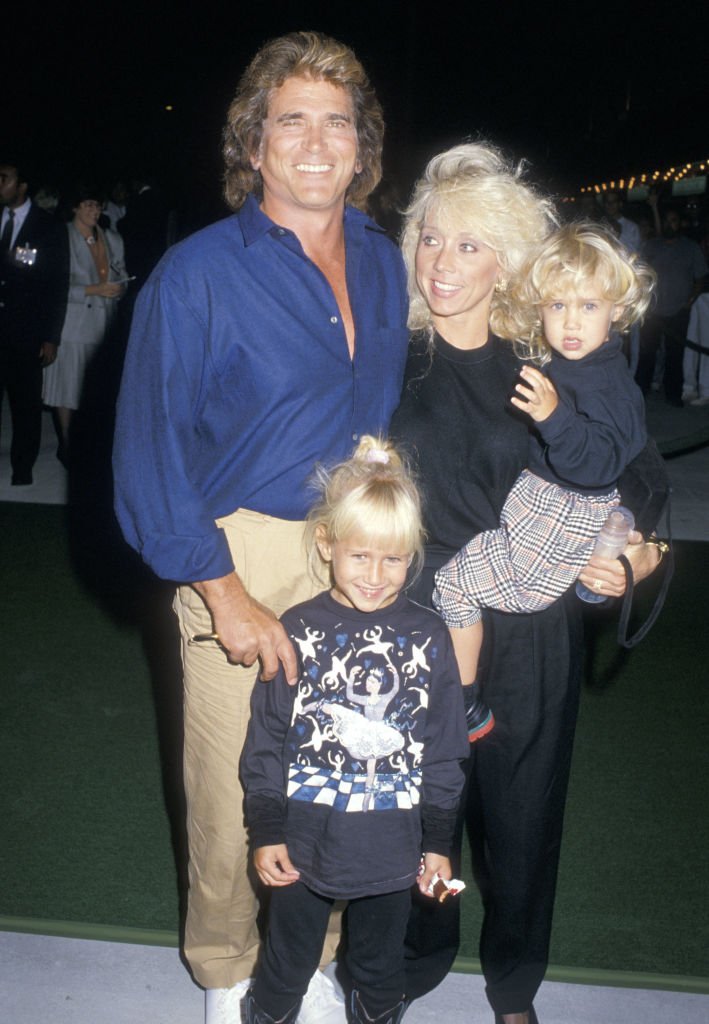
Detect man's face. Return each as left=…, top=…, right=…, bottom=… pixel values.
left=604, top=193, right=622, bottom=217
left=251, top=76, right=361, bottom=222
left=663, top=211, right=681, bottom=238
left=0, top=165, right=27, bottom=208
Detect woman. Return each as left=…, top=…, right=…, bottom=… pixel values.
left=390, top=143, right=661, bottom=1024
left=43, top=186, right=127, bottom=462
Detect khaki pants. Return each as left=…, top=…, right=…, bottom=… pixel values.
left=174, top=509, right=332, bottom=989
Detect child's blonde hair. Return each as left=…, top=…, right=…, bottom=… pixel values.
left=508, top=221, right=657, bottom=363
left=305, top=436, right=425, bottom=581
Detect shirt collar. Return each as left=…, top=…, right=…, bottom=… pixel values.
left=3, top=197, right=31, bottom=223
left=237, top=192, right=386, bottom=248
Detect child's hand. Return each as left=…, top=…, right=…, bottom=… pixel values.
left=253, top=844, right=300, bottom=887
left=510, top=365, right=559, bottom=422
left=418, top=853, right=452, bottom=897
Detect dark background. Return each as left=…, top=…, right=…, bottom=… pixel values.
left=7, top=0, right=709, bottom=219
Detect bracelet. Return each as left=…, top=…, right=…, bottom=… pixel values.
left=646, top=536, right=670, bottom=564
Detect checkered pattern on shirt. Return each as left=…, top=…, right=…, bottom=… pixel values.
left=287, top=763, right=422, bottom=813
left=434, top=470, right=618, bottom=627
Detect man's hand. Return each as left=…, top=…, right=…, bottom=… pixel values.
left=418, top=853, right=452, bottom=896
left=253, top=844, right=300, bottom=887
left=193, top=572, right=298, bottom=684
left=510, top=365, right=559, bottom=422
left=577, top=530, right=661, bottom=598
left=39, top=342, right=58, bottom=367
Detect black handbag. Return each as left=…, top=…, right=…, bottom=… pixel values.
left=617, top=437, right=670, bottom=539
left=615, top=438, right=674, bottom=648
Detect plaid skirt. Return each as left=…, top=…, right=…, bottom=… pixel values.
left=434, top=470, right=619, bottom=627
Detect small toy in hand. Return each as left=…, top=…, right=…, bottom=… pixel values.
left=418, top=860, right=466, bottom=902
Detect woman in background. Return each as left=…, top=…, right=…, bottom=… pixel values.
left=43, top=186, right=127, bottom=464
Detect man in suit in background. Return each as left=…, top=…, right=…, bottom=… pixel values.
left=0, top=161, right=67, bottom=485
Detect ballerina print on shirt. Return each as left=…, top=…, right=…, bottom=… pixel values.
left=286, top=618, right=436, bottom=814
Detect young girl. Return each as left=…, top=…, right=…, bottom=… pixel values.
left=433, top=222, right=656, bottom=683
left=240, top=436, right=470, bottom=1024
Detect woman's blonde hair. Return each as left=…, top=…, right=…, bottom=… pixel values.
left=305, top=436, right=425, bottom=582
left=509, top=222, right=657, bottom=362
left=401, top=141, right=558, bottom=346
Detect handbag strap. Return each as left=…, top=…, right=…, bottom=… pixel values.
left=616, top=496, right=674, bottom=649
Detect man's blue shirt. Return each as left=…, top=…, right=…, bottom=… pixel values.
left=113, top=196, right=409, bottom=582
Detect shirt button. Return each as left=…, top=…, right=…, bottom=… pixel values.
left=330, top=316, right=338, bottom=324
left=277, top=228, right=286, bottom=235
left=352, top=433, right=359, bottom=441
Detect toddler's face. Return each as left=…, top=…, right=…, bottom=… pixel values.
left=540, top=279, right=621, bottom=361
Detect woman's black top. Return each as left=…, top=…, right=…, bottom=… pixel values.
left=390, top=330, right=529, bottom=555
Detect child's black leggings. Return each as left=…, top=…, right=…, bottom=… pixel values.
left=253, top=880, right=411, bottom=1018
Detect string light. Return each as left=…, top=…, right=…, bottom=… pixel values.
left=567, top=157, right=707, bottom=201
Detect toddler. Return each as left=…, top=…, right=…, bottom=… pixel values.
left=434, top=223, right=656, bottom=683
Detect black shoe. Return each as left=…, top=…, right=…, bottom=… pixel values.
left=494, top=1007, right=539, bottom=1024
left=241, top=988, right=300, bottom=1024
left=349, top=990, right=407, bottom=1024
left=11, top=472, right=33, bottom=486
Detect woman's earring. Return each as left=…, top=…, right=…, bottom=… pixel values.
left=494, top=279, right=507, bottom=294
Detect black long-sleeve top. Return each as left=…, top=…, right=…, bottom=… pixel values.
left=530, top=335, right=647, bottom=493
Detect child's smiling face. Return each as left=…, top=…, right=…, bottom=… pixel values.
left=317, top=532, right=412, bottom=612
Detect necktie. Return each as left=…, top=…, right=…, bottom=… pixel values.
left=0, top=209, right=15, bottom=254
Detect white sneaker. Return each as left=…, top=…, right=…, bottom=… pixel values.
left=206, top=978, right=252, bottom=1024
left=297, top=969, right=347, bottom=1024
left=690, top=395, right=709, bottom=407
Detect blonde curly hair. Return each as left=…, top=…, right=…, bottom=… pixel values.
left=401, top=141, right=558, bottom=347
left=509, top=222, right=657, bottom=363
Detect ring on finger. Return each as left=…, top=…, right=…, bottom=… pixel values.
left=593, top=578, right=603, bottom=591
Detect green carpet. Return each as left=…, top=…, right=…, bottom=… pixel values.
left=1, top=503, right=707, bottom=985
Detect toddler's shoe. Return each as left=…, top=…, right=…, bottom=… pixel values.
left=463, top=682, right=495, bottom=742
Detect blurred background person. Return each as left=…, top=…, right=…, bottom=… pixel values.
left=0, top=160, right=67, bottom=486
left=43, top=185, right=127, bottom=465
left=101, top=180, right=129, bottom=233
left=602, top=189, right=642, bottom=372
left=636, top=197, right=708, bottom=406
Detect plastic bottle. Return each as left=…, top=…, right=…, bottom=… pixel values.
left=576, top=506, right=635, bottom=604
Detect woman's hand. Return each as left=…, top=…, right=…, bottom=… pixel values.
left=85, top=281, right=125, bottom=299
left=577, top=530, right=661, bottom=598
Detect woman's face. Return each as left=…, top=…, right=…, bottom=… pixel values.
left=415, top=216, right=500, bottom=343
left=73, top=199, right=102, bottom=232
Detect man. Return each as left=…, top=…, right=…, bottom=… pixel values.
left=602, top=189, right=641, bottom=254
left=0, top=162, right=67, bottom=485
left=602, top=189, right=642, bottom=373
left=636, top=201, right=708, bottom=406
left=117, top=173, right=170, bottom=289
left=113, top=32, right=408, bottom=1024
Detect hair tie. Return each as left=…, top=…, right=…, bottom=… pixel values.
left=364, top=448, right=390, bottom=465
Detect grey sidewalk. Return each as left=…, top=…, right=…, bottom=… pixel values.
left=1, top=932, right=707, bottom=1024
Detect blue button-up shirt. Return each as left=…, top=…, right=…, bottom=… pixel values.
left=113, top=196, right=409, bottom=582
